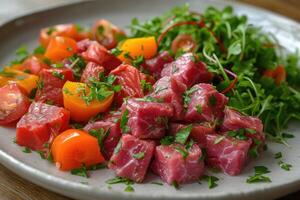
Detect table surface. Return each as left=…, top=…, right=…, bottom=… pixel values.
left=0, top=0, right=300, bottom=199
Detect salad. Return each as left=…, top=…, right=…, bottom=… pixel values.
left=0, top=5, right=299, bottom=190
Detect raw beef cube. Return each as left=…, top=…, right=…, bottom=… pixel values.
left=21, top=56, right=49, bottom=75
left=184, top=83, right=228, bottom=122
left=35, top=67, right=74, bottom=106
left=77, top=39, right=93, bottom=53
left=141, top=51, right=174, bottom=78
left=220, top=107, right=265, bottom=146
left=151, top=143, right=204, bottom=184
left=122, top=98, right=173, bottom=139
left=84, top=113, right=121, bottom=159
left=80, top=62, right=104, bottom=83
left=81, top=41, right=121, bottom=72
left=169, top=122, right=215, bottom=147
left=108, top=134, right=155, bottom=182
left=110, top=64, right=144, bottom=106
left=16, top=102, right=70, bottom=150
left=201, top=133, right=252, bottom=176
left=150, top=76, right=186, bottom=120
left=161, top=53, right=212, bottom=87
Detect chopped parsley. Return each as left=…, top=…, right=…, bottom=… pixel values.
left=183, top=87, right=198, bottom=108
left=171, top=181, right=180, bottom=190
left=120, top=109, right=130, bottom=133
left=67, top=55, right=86, bottom=80
left=174, top=146, right=188, bottom=159
left=226, top=129, right=248, bottom=140
left=111, top=48, right=123, bottom=56
left=150, top=181, right=164, bottom=186
left=33, top=46, right=46, bottom=55
left=71, top=164, right=88, bottom=178
left=22, top=147, right=32, bottom=153
left=89, top=128, right=109, bottom=154
left=10, top=45, right=29, bottom=65
left=124, top=185, right=135, bottom=192
left=106, top=176, right=135, bottom=192
left=52, top=71, right=65, bottom=80
left=201, top=175, right=219, bottom=189
left=36, top=79, right=44, bottom=90
left=246, top=166, right=271, bottom=183
left=160, top=135, right=174, bottom=145
left=113, top=140, right=122, bottom=154
left=209, top=95, right=217, bottom=107
left=274, top=152, right=282, bottom=159
left=175, top=124, right=193, bottom=144
left=214, top=135, right=225, bottom=144
left=278, top=160, right=292, bottom=171
left=132, top=55, right=144, bottom=67
left=46, top=27, right=57, bottom=35
left=97, top=25, right=104, bottom=35
left=132, top=152, right=145, bottom=159
left=140, top=79, right=153, bottom=93
left=195, top=105, right=202, bottom=114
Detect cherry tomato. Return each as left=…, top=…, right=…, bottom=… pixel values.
left=171, top=34, right=197, bottom=54
left=0, top=83, right=30, bottom=125
left=51, top=129, right=105, bottom=171
left=44, top=36, right=78, bottom=61
left=91, top=19, right=126, bottom=50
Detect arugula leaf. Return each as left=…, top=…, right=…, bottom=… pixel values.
left=201, top=175, right=219, bottom=189
left=160, top=136, right=174, bottom=145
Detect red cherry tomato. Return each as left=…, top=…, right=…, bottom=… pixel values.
left=0, top=83, right=30, bottom=125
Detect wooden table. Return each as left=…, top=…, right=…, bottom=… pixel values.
left=1, top=0, right=300, bottom=199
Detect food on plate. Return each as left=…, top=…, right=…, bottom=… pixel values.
left=1, top=5, right=300, bottom=190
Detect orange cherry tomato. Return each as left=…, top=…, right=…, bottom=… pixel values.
left=51, top=129, right=105, bottom=171
left=62, top=81, right=114, bottom=122
left=118, top=36, right=157, bottom=63
left=40, top=24, right=87, bottom=47
left=0, top=69, right=38, bottom=95
left=263, top=65, right=286, bottom=86
left=44, top=36, right=78, bottom=62
left=171, top=34, right=197, bottom=54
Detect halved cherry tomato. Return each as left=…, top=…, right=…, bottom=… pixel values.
left=171, top=34, right=197, bottom=54
left=63, top=81, right=114, bottom=122
left=118, top=36, right=157, bottom=63
left=44, top=36, right=78, bottom=61
left=91, top=19, right=126, bottom=50
left=263, top=65, right=286, bottom=86
left=19, top=55, right=49, bottom=75
left=0, top=83, right=30, bottom=125
left=0, top=69, right=38, bottom=94
left=40, top=24, right=88, bottom=47
left=51, top=129, right=105, bottom=171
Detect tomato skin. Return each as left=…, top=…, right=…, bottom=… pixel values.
left=263, top=65, right=286, bottom=86
left=63, top=81, right=114, bottom=122
left=51, top=129, right=105, bottom=171
left=109, top=64, right=144, bottom=106
left=44, top=36, right=78, bottom=62
left=91, top=19, right=126, bottom=50
left=171, top=34, right=197, bottom=54
left=40, top=24, right=88, bottom=47
left=20, top=55, right=49, bottom=75
left=0, top=83, right=30, bottom=125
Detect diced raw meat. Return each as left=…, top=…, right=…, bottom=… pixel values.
left=16, top=102, right=70, bottom=150
left=199, top=133, right=252, bottom=176
left=161, top=53, right=212, bottom=87
left=184, top=83, right=228, bottom=122
left=168, top=122, right=215, bottom=146
left=110, top=64, right=144, bottom=106
left=0, top=83, right=30, bottom=125
left=141, top=51, right=174, bottom=78
left=81, top=41, right=121, bottom=72
left=35, top=67, right=74, bottom=106
left=122, top=98, right=173, bottom=139
left=80, top=62, right=104, bottom=83
left=108, top=134, right=155, bottom=182
left=77, top=39, right=93, bottom=53
left=83, top=114, right=121, bottom=159
left=150, top=76, right=186, bottom=120
left=151, top=143, right=204, bottom=184
left=220, top=107, right=265, bottom=146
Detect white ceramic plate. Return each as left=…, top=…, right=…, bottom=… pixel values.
left=0, top=0, right=300, bottom=199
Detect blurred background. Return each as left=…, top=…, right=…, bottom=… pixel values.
left=0, top=0, right=299, bottom=200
